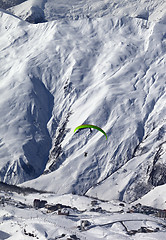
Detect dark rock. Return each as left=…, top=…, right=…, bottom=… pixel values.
left=33, top=199, right=47, bottom=209
left=119, top=203, right=125, bottom=207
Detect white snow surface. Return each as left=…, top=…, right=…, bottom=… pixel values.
left=0, top=190, right=166, bottom=240
left=0, top=0, right=166, bottom=208
left=7, top=0, right=166, bottom=23
left=134, top=184, right=166, bottom=209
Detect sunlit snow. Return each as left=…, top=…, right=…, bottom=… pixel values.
left=0, top=0, right=166, bottom=239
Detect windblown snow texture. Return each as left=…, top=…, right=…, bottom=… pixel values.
left=0, top=0, right=166, bottom=204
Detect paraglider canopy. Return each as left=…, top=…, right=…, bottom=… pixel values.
left=74, top=124, right=107, bottom=140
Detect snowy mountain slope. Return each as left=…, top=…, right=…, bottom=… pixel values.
left=21, top=15, right=166, bottom=201
left=5, top=0, right=166, bottom=24
left=133, top=184, right=166, bottom=209
left=0, top=0, right=26, bottom=9
left=0, top=0, right=166, bottom=206
left=6, top=0, right=47, bottom=23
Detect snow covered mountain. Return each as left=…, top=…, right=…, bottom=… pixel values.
left=0, top=0, right=166, bottom=207
left=5, top=0, right=166, bottom=24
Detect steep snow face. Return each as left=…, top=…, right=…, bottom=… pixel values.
left=0, top=13, right=54, bottom=183
left=0, top=1, right=166, bottom=203
left=7, top=0, right=47, bottom=23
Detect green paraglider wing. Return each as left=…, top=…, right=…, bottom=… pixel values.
left=74, top=124, right=107, bottom=140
